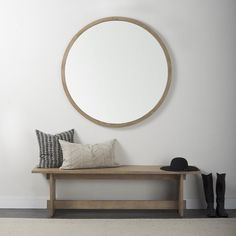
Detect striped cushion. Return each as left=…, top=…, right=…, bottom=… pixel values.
left=36, top=129, right=74, bottom=168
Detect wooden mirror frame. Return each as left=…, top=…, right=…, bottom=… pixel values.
left=61, top=16, right=172, bottom=128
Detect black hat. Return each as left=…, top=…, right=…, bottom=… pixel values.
left=160, top=157, right=199, bottom=172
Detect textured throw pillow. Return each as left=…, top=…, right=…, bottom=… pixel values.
left=36, top=129, right=74, bottom=168
left=59, top=139, right=119, bottom=169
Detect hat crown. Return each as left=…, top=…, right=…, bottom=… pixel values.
left=170, top=157, right=188, bottom=171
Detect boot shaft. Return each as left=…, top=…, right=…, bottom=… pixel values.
left=201, top=173, right=215, bottom=217
left=216, top=173, right=226, bottom=203
left=202, top=173, right=228, bottom=217
left=216, top=173, right=228, bottom=217
left=202, top=173, right=214, bottom=203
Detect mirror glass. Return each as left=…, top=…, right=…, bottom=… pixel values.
left=62, top=17, right=171, bottom=127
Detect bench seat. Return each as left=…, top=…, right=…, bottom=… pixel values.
left=32, top=165, right=200, bottom=217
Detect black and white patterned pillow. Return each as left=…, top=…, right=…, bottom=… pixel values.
left=36, top=129, right=74, bottom=168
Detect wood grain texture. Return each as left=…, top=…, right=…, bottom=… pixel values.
left=48, top=200, right=186, bottom=210
left=178, top=174, right=184, bottom=217
left=32, top=165, right=200, bottom=175
left=53, top=174, right=178, bottom=180
left=49, top=174, right=55, bottom=217
left=33, top=165, right=199, bottom=217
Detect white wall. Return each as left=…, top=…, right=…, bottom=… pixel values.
left=0, top=0, right=236, bottom=209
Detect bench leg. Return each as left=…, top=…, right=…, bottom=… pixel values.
left=49, top=174, right=56, bottom=217
left=178, top=174, right=184, bottom=217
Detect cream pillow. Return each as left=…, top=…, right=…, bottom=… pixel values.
left=59, top=139, right=119, bottom=169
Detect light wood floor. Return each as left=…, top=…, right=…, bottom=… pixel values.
left=0, top=209, right=235, bottom=219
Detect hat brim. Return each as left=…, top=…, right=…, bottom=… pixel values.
left=160, top=165, right=199, bottom=172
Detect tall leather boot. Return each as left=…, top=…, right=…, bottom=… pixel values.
left=216, top=173, right=228, bottom=217
left=201, top=173, right=216, bottom=217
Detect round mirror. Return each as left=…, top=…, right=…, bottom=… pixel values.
left=62, top=17, right=171, bottom=127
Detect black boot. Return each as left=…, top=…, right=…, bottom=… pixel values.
left=216, top=173, right=228, bottom=217
left=201, top=173, right=216, bottom=217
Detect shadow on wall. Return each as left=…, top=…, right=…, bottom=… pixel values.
left=73, top=130, right=81, bottom=143
left=115, top=140, right=132, bottom=165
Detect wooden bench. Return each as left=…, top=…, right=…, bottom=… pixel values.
left=32, top=165, right=200, bottom=217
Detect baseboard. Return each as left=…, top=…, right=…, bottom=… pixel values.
left=0, top=197, right=235, bottom=209
left=186, top=198, right=236, bottom=209
left=0, top=197, right=47, bottom=209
